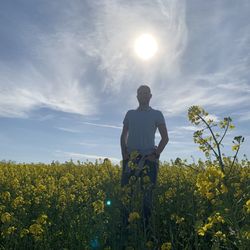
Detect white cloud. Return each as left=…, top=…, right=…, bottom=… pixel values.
left=78, top=142, right=99, bottom=147
left=168, top=141, right=194, bottom=146
left=237, top=111, right=250, bottom=122
left=178, top=126, right=197, bottom=131
left=154, top=70, right=250, bottom=117
left=82, top=122, right=122, bottom=129
left=0, top=22, right=99, bottom=118
left=55, top=127, right=81, bottom=133
left=54, top=150, right=121, bottom=163
left=168, top=126, right=197, bottom=136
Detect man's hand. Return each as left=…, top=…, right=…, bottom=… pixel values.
left=145, top=152, right=159, bottom=161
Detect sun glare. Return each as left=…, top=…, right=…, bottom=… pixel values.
left=134, top=34, right=158, bottom=60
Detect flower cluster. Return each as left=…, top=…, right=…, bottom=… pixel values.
left=196, top=166, right=228, bottom=200
left=197, top=212, right=225, bottom=237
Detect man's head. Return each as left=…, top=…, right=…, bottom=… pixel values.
left=137, top=85, right=152, bottom=105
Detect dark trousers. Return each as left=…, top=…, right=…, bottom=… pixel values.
left=120, top=154, right=159, bottom=229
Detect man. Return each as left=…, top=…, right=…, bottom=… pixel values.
left=120, top=84, right=169, bottom=233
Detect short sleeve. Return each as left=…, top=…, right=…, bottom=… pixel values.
left=123, top=111, right=129, bottom=127
left=156, top=111, right=166, bottom=126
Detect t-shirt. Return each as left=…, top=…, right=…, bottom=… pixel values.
left=123, top=106, right=166, bottom=155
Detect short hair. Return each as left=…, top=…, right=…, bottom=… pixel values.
left=137, top=85, right=151, bottom=94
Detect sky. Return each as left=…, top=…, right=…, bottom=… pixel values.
left=0, top=0, right=249, bottom=165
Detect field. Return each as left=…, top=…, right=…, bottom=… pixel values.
left=0, top=157, right=249, bottom=250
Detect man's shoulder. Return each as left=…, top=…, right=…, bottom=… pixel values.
left=150, top=108, right=162, bottom=114
left=126, top=109, right=135, bottom=113
left=125, top=109, right=135, bottom=117
left=126, top=108, right=163, bottom=114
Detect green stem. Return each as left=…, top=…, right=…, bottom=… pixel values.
left=198, top=135, right=219, bottom=160
left=198, top=115, right=224, bottom=172
left=218, top=119, right=230, bottom=145
left=228, top=143, right=241, bottom=177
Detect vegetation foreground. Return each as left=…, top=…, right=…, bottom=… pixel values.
left=0, top=106, right=249, bottom=249
left=0, top=158, right=249, bottom=250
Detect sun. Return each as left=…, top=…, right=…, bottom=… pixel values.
left=134, top=34, right=158, bottom=60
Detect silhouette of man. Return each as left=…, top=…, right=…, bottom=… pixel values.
left=120, top=84, right=169, bottom=233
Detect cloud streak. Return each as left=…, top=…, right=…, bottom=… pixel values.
left=55, top=127, right=81, bottom=133
left=0, top=3, right=99, bottom=118
left=54, top=150, right=121, bottom=163
left=82, top=121, right=122, bottom=129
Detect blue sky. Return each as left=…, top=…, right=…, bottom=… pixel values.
left=0, top=0, right=249, bottom=165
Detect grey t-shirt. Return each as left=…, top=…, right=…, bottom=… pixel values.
left=123, top=106, right=166, bottom=155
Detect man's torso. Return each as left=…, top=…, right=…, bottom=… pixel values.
left=123, top=107, right=165, bottom=155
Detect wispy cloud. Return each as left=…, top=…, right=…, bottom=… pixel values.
left=168, top=125, right=197, bottom=136
left=78, top=142, right=99, bottom=147
left=156, top=70, right=250, bottom=116
left=82, top=122, right=122, bottom=129
left=168, top=140, right=194, bottom=146
left=236, top=111, right=250, bottom=122
left=54, top=150, right=121, bottom=163
left=178, top=126, right=197, bottom=131
left=0, top=0, right=249, bottom=120
left=55, top=127, right=81, bottom=133
left=0, top=2, right=100, bottom=118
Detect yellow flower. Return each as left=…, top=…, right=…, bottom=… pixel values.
left=1, top=212, right=12, bottom=223
left=29, top=223, right=44, bottom=236
left=161, top=242, right=172, bottom=250
left=5, top=226, right=16, bottom=235
left=128, top=211, right=140, bottom=223
left=36, top=214, right=48, bottom=225
left=214, top=230, right=226, bottom=241
left=244, top=199, right=250, bottom=213
left=242, top=231, right=250, bottom=240
left=20, top=228, right=29, bottom=238
left=196, top=166, right=227, bottom=200
left=59, top=176, right=70, bottom=186
left=204, top=222, right=213, bottom=231
left=164, top=187, right=177, bottom=200
left=197, top=222, right=212, bottom=236
left=70, top=194, right=76, bottom=201
left=206, top=192, right=214, bottom=200
left=197, top=212, right=225, bottom=237
left=12, top=196, right=25, bottom=209
left=170, top=214, right=185, bottom=224
left=34, top=197, right=41, bottom=205
left=13, top=178, right=20, bottom=188
left=128, top=161, right=137, bottom=171
left=92, top=200, right=104, bottom=214
left=207, top=213, right=225, bottom=224
left=197, top=227, right=206, bottom=236
left=130, top=150, right=140, bottom=160
left=36, top=184, right=46, bottom=192
left=1, top=191, right=11, bottom=201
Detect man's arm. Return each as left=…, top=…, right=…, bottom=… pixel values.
left=155, top=123, right=169, bottom=156
left=120, top=124, right=129, bottom=160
